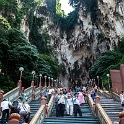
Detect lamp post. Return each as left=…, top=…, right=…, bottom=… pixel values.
left=61, top=82, right=63, bottom=87
left=59, top=81, right=61, bottom=87
left=89, top=79, right=91, bottom=86
left=107, top=74, right=110, bottom=90
left=91, top=79, right=94, bottom=86
left=54, top=80, right=56, bottom=88
left=44, top=75, right=47, bottom=87
left=32, top=70, right=35, bottom=81
left=97, top=76, right=99, bottom=88
left=0, top=69, right=4, bottom=75
left=51, top=78, right=53, bottom=87
left=48, top=77, right=50, bottom=87
left=93, top=79, right=95, bottom=86
left=39, top=74, right=42, bottom=87
left=19, top=67, right=24, bottom=80
left=101, top=77, right=104, bottom=89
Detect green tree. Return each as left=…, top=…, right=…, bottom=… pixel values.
left=40, top=54, right=60, bottom=78
left=89, top=50, right=122, bottom=77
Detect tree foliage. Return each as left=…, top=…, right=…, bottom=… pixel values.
left=69, top=0, right=98, bottom=23
left=56, top=0, right=64, bottom=16
left=40, top=54, right=60, bottom=78
left=89, top=50, right=122, bottom=77
left=89, top=37, right=124, bottom=89
left=0, top=26, right=59, bottom=91
left=29, top=16, right=50, bottom=54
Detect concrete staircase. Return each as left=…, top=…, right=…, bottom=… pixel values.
left=43, top=103, right=100, bottom=124
left=99, top=94, right=122, bottom=123
left=29, top=99, right=41, bottom=121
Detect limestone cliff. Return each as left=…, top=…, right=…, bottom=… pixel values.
left=20, top=0, right=124, bottom=88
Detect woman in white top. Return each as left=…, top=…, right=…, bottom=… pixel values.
left=66, top=94, right=73, bottom=116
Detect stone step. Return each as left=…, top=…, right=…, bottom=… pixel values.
left=99, top=94, right=122, bottom=123
left=43, top=101, right=100, bottom=124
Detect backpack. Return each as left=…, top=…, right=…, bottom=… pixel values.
left=11, top=100, right=20, bottom=114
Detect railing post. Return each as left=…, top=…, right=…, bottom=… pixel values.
left=21, top=87, right=25, bottom=93
left=45, top=104, right=48, bottom=117
left=17, top=80, right=22, bottom=97
left=95, top=96, right=100, bottom=117
left=40, top=86, right=42, bottom=99
left=93, top=103, right=96, bottom=116
left=0, top=90, right=4, bottom=115
left=31, top=81, right=34, bottom=86
left=41, top=97, right=46, bottom=105
left=95, top=96, right=100, bottom=104
left=32, top=86, right=36, bottom=100
left=17, top=80, right=22, bottom=87
left=8, top=113, right=20, bottom=124
left=110, top=92, right=113, bottom=99
left=41, top=97, right=47, bottom=118
left=119, top=111, right=124, bottom=124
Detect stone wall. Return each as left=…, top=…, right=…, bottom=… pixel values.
left=110, top=64, right=124, bottom=94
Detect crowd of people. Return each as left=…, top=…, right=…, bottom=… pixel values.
left=0, top=92, right=30, bottom=124
left=0, top=85, right=98, bottom=124
left=52, top=85, right=98, bottom=117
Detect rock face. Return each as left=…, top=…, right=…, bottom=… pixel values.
left=20, top=0, right=124, bottom=88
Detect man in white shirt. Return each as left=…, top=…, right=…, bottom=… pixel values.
left=57, top=91, right=66, bottom=117
left=73, top=93, right=82, bottom=117
left=1, top=99, right=12, bottom=124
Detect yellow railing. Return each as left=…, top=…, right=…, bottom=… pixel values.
left=47, top=94, right=54, bottom=116
left=3, top=87, right=20, bottom=102
left=29, top=105, right=45, bottom=124
left=87, top=93, right=112, bottom=124
left=30, top=93, right=55, bottom=124
left=96, top=104, right=112, bottom=124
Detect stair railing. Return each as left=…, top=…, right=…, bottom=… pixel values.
left=46, top=92, right=54, bottom=117
left=1, top=84, right=43, bottom=104
left=87, top=93, right=112, bottom=124
left=99, top=89, right=121, bottom=102
left=30, top=91, right=55, bottom=124
left=3, top=87, right=20, bottom=102
left=87, top=94, right=96, bottom=116
left=95, top=104, right=112, bottom=124
left=112, top=92, right=120, bottom=102
left=25, top=86, right=46, bottom=102
left=29, top=104, right=46, bottom=124
left=0, top=85, right=44, bottom=109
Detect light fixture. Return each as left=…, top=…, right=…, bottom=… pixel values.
left=19, top=67, right=24, bottom=80
left=32, top=70, right=35, bottom=81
